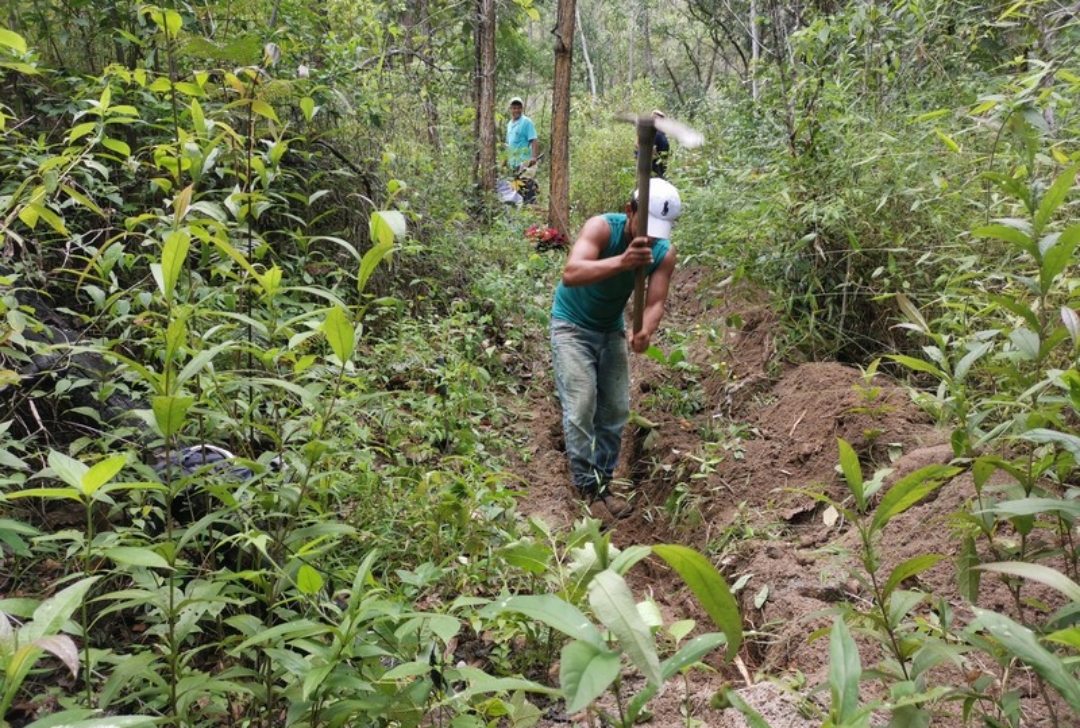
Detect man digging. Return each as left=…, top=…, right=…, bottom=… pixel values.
left=550, top=177, right=682, bottom=518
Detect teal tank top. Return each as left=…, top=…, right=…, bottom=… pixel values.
left=551, top=214, right=671, bottom=332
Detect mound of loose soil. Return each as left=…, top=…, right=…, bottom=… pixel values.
left=511, top=265, right=1066, bottom=727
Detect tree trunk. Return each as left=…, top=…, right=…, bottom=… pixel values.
left=475, top=0, right=497, bottom=191
left=575, top=1, right=597, bottom=98
left=643, top=0, right=653, bottom=79
left=549, top=0, right=575, bottom=236
left=750, top=0, right=760, bottom=101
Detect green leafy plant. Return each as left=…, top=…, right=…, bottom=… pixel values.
left=793, top=453, right=963, bottom=726
left=488, top=538, right=742, bottom=726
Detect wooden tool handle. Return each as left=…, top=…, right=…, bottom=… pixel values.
left=632, top=122, right=656, bottom=335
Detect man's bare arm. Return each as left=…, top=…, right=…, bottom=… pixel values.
left=561, top=217, right=652, bottom=288
left=630, top=247, right=676, bottom=353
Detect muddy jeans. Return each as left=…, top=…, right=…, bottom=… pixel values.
left=550, top=318, right=630, bottom=497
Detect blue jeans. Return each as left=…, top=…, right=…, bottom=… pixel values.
left=550, top=319, right=630, bottom=497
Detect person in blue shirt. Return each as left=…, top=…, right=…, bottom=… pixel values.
left=505, top=97, right=539, bottom=169
left=550, top=178, right=682, bottom=519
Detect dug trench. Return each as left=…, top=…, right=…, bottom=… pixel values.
left=510, top=265, right=1069, bottom=728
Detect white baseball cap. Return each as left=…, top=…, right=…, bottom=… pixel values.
left=509, top=97, right=524, bottom=106
left=634, top=178, right=682, bottom=239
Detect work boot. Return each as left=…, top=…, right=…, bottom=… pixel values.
left=586, top=489, right=633, bottom=520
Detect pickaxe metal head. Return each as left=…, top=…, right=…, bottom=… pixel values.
left=616, top=113, right=705, bottom=148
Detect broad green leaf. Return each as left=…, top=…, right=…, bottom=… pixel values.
left=175, top=343, right=232, bottom=389
left=488, top=594, right=603, bottom=647
left=0, top=60, right=40, bottom=75
left=250, top=99, right=279, bottom=122
left=30, top=634, right=80, bottom=676
left=985, top=496, right=1080, bottom=520
left=300, top=97, right=316, bottom=121
left=587, top=570, right=662, bottom=686
left=911, top=641, right=968, bottom=680
left=81, top=453, right=129, bottom=498
left=1064, top=307, right=1080, bottom=349
left=496, top=540, right=553, bottom=575
left=883, top=555, right=946, bottom=602
left=258, top=264, right=282, bottom=296
left=1021, top=428, right=1080, bottom=460
left=26, top=713, right=159, bottom=728
left=48, top=450, right=89, bottom=490
left=394, top=613, right=460, bottom=644
left=886, top=354, right=946, bottom=379
left=972, top=224, right=1035, bottom=256
left=152, top=395, right=193, bottom=438
left=231, top=619, right=329, bottom=652
left=173, top=82, right=204, bottom=97
left=172, top=184, right=193, bottom=225
left=971, top=609, right=1080, bottom=711
left=358, top=239, right=395, bottom=295
left=296, top=564, right=324, bottom=595
left=976, top=562, right=1080, bottom=603
left=828, top=618, right=862, bottom=724
left=1045, top=628, right=1080, bottom=651
left=104, top=546, right=171, bottom=570
left=163, top=313, right=187, bottom=370
left=150, top=8, right=183, bottom=37
left=190, top=98, right=206, bottom=135
left=643, top=345, right=667, bottom=366
left=4, top=487, right=81, bottom=501
left=69, top=121, right=98, bottom=144
left=651, top=544, right=742, bottom=660
left=625, top=633, right=728, bottom=719
left=371, top=210, right=406, bottom=243
left=609, top=544, right=653, bottom=575
left=989, top=293, right=1039, bottom=330
left=837, top=438, right=865, bottom=511
left=954, top=341, right=993, bottom=384
left=895, top=294, right=930, bottom=333
left=559, top=639, right=621, bottom=713
left=61, top=185, right=105, bottom=217
left=321, top=306, right=355, bottom=362
left=347, top=549, right=380, bottom=612
left=209, top=236, right=262, bottom=280
left=301, top=663, right=334, bottom=700
left=18, top=203, right=39, bottom=229
left=1035, top=162, right=1080, bottom=233
left=1008, top=328, right=1040, bottom=361
left=34, top=204, right=69, bottom=236
left=871, top=465, right=960, bottom=533
left=101, top=137, right=131, bottom=157
left=0, top=28, right=28, bottom=53
left=1040, top=232, right=1080, bottom=293
left=661, top=632, right=725, bottom=679
left=23, top=576, right=101, bottom=642
left=449, top=668, right=558, bottom=700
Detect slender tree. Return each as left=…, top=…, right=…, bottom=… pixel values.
left=576, top=1, right=597, bottom=98
left=475, top=0, right=498, bottom=191
left=549, top=0, right=575, bottom=236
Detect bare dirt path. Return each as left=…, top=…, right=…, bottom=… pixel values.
left=508, top=265, right=1060, bottom=727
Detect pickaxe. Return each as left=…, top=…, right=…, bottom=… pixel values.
left=617, top=113, right=704, bottom=334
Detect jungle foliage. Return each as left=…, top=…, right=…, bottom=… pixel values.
left=1, top=0, right=1079, bottom=727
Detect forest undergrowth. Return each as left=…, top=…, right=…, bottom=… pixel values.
left=3, top=4, right=1080, bottom=728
